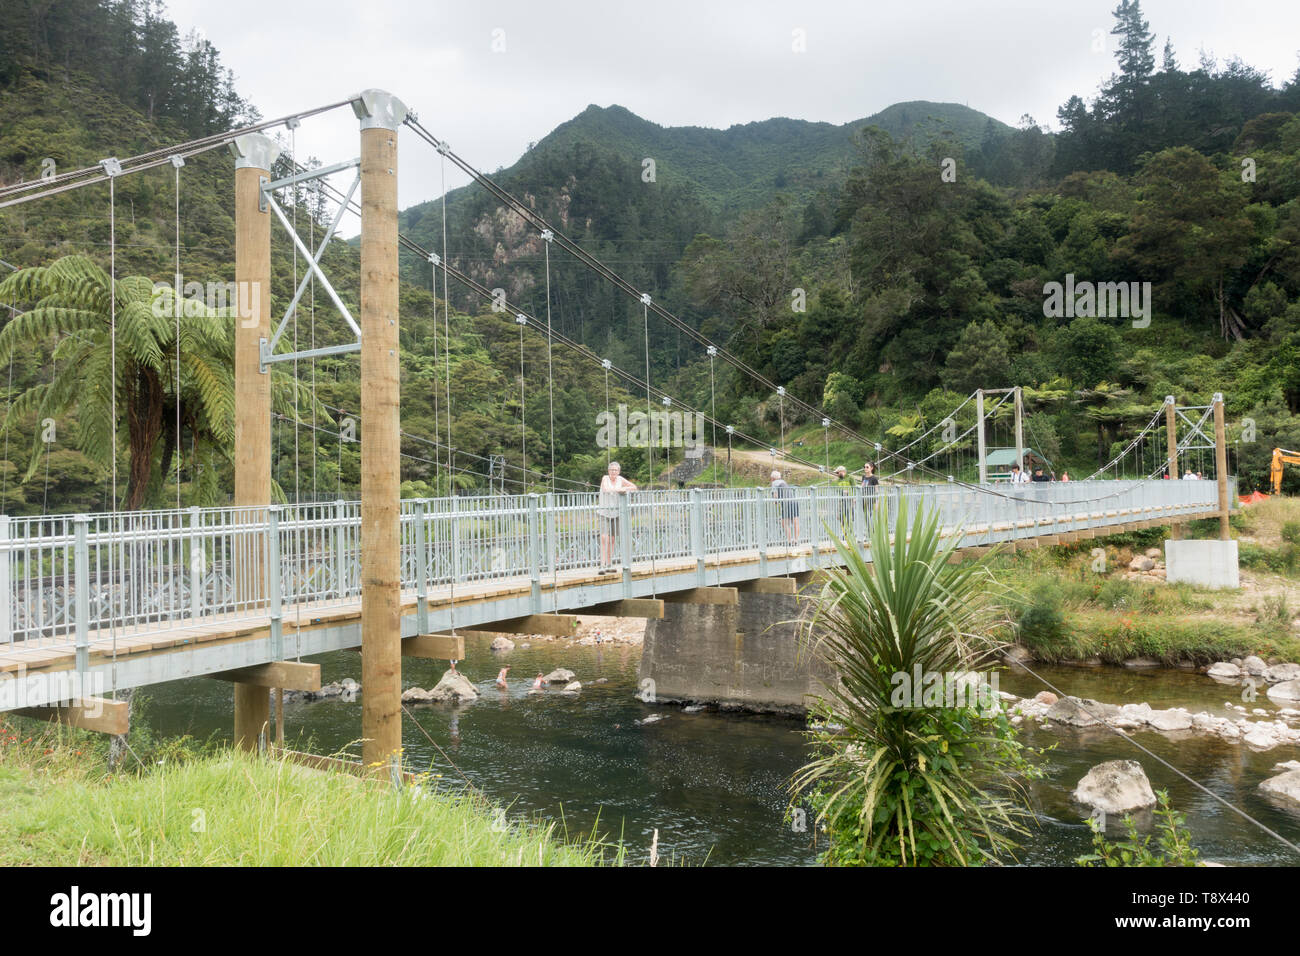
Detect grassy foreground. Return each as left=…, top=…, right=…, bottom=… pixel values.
left=0, top=720, right=618, bottom=866
left=997, top=498, right=1300, bottom=665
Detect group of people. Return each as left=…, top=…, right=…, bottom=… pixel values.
left=769, top=462, right=879, bottom=543
left=1008, top=464, right=1070, bottom=483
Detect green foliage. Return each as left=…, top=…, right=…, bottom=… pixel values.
left=1016, top=581, right=1067, bottom=648
left=791, top=502, right=1039, bottom=866
left=1076, top=791, right=1201, bottom=867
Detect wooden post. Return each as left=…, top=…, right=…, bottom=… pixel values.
left=229, top=132, right=280, bottom=752
left=975, top=389, right=987, bottom=484
left=354, top=90, right=407, bottom=775
left=1213, top=392, right=1230, bottom=540
left=1165, top=396, right=1181, bottom=540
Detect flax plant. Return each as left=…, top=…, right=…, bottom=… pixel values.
left=790, top=499, right=1040, bottom=866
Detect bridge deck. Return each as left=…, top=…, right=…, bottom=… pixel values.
left=1, top=500, right=1223, bottom=703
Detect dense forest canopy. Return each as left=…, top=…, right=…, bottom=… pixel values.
left=1, top=0, right=1299, bottom=514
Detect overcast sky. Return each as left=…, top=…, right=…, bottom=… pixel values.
left=165, top=0, right=1300, bottom=211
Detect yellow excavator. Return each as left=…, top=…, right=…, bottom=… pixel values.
left=1271, top=447, right=1300, bottom=494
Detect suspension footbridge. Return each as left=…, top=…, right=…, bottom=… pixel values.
left=0, top=89, right=1239, bottom=762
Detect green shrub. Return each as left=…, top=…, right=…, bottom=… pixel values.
left=1282, top=521, right=1300, bottom=546
left=1076, top=791, right=1201, bottom=867
left=1016, top=582, right=1066, bottom=648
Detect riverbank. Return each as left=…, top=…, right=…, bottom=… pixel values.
left=0, top=716, right=618, bottom=866
left=996, top=498, right=1300, bottom=666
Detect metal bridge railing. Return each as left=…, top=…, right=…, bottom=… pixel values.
left=1, top=479, right=1226, bottom=663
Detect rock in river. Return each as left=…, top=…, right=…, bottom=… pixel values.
left=1146, top=709, right=1193, bottom=732
left=544, top=668, right=576, bottom=684
left=489, top=636, right=516, bottom=652
left=1259, top=769, right=1300, bottom=808
left=1267, top=679, right=1300, bottom=703
left=1265, top=662, right=1300, bottom=684
left=1074, top=760, right=1157, bottom=814
left=426, top=669, right=480, bottom=703
left=1206, top=662, right=1241, bottom=679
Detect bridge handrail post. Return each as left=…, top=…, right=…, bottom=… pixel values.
left=334, top=500, right=348, bottom=598
left=0, top=515, right=10, bottom=649
left=854, top=483, right=866, bottom=546
left=619, top=493, right=633, bottom=595
left=690, top=487, right=705, bottom=586
left=188, top=507, right=202, bottom=620
left=545, top=492, right=557, bottom=578
left=267, top=505, right=282, bottom=660
left=809, top=486, right=820, bottom=568
left=73, top=515, right=89, bottom=675
left=753, top=487, right=768, bottom=578
left=450, top=495, right=462, bottom=586
left=527, top=494, right=541, bottom=612
left=414, top=498, right=429, bottom=633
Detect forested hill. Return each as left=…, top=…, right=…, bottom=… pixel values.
left=404, top=99, right=1010, bottom=225
left=3, top=0, right=1300, bottom=515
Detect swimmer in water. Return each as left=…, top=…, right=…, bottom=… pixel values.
left=495, top=666, right=510, bottom=689
left=532, top=672, right=545, bottom=689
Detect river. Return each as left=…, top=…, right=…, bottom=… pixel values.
left=138, top=634, right=1300, bottom=866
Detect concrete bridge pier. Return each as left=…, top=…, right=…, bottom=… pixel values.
left=638, top=579, right=836, bottom=715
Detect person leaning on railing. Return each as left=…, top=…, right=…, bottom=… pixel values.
left=598, top=461, right=636, bottom=574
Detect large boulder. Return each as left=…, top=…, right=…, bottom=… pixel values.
left=1266, top=679, right=1300, bottom=703
left=1074, top=760, right=1157, bottom=814
left=1206, top=662, right=1241, bottom=679
left=562, top=681, right=582, bottom=693
left=1242, top=655, right=1268, bottom=677
left=1259, top=770, right=1300, bottom=808
left=1265, top=662, right=1300, bottom=684
left=1046, top=697, right=1116, bottom=727
left=427, top=669, right=480, bottom=703
left=1128, top=556, right=1156, bottom=572
left=401, top=686, right=434, bottom=702
left=544, top=668, right=576, bottom=684
left=489, top=636, right=516, bottom=652
left=1146, top=709, right=1193, bottom=732
left=1003, top=645, right=1033, bottom=664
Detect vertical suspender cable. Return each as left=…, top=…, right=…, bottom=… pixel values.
left=708, top=346, right=717, bottom=483
left=174, top=161, right=182, bottom=512
left=291, top=125, right=300, bottom=505
left=431, top=256, right=440, bottom=487
left=518, top=314, right=526, bottom=479
left=440, top=148, right=456, bottom=641
left=544, top=232, right=555, bottom=497
left=642, top=296, right=653, bottom=486
left=109, top=174, right=117, bottom=511
left=310, top=183, right=318, bottom=502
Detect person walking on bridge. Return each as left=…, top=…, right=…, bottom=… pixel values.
left=598, top=461, right=637, bottom=573
left=771, top=470, right=799, bottom=545
left=861, top=462, right=880, bottom=532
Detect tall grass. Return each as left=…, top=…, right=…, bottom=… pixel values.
left=0, top=724, right=620, bottom=866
